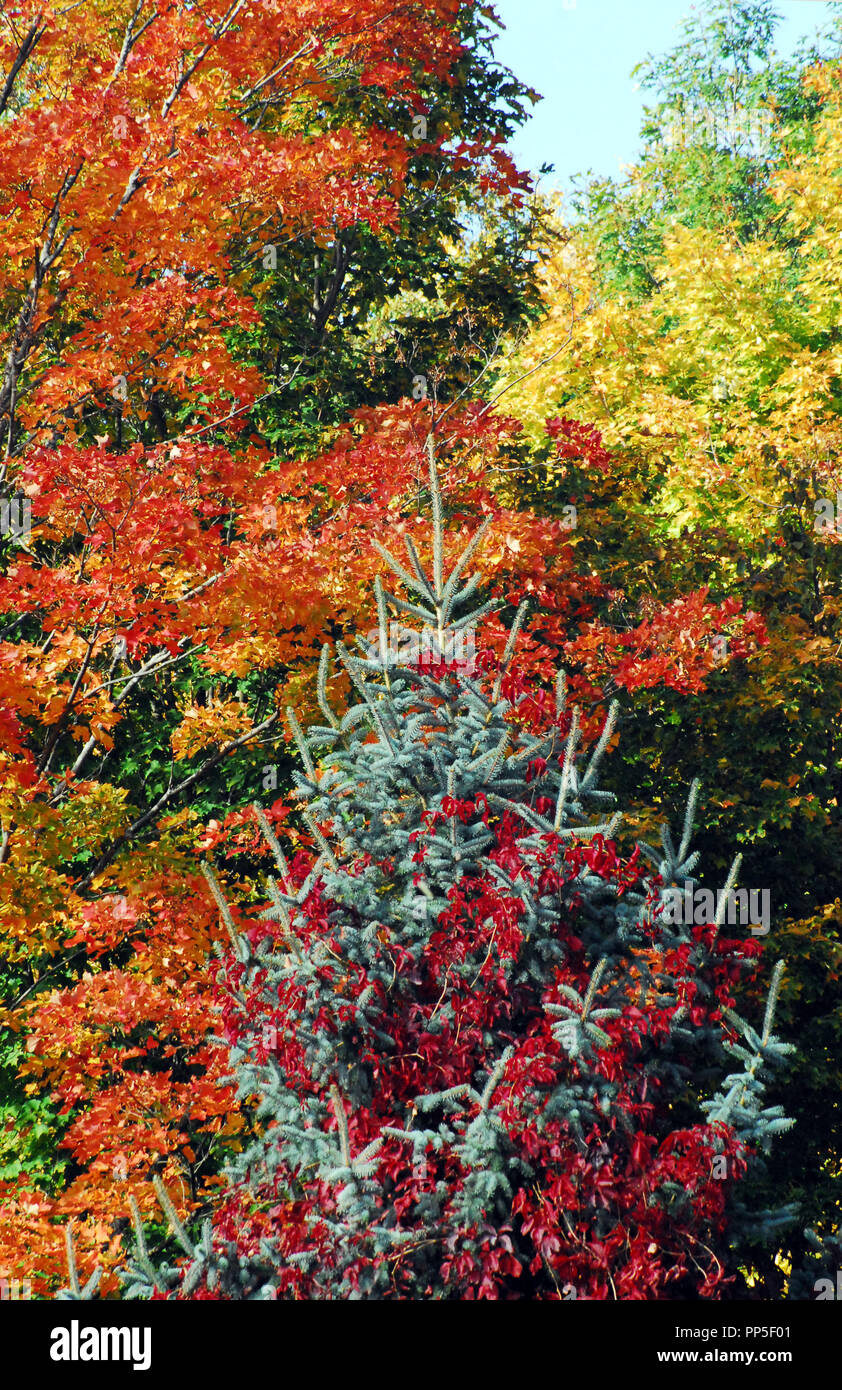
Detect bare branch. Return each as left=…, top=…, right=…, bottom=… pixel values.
left=161, top=0, right=245, bottom=118
left=107, top=0, right=156, bottom=87
left=478, top=324, right=577, bottom=420
left=0, top=161, right=84, bottom=454
left=0, top=14, right=47, bottom=117
left=236, top=36, right=317, bottom=104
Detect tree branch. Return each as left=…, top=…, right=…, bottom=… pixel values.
left=161, top=0, right=245, bottom=118
left=0, top=14, right=47, bottom=117
left=76, top=711, right=280, bottom=887
left=107, top=0, right=156, bottom=88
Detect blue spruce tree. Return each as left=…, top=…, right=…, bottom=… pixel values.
left=64, top=437, right=797, bottom=1301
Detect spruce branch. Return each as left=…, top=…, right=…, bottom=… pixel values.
left=712, top=854, right=743, bottom=940
left=124, top=1194, right=165, bottom=1292
left=129, top=1194, right=151, bottom=1264
left=329, top=1084, right=352, bottom=1167
left=252, top=801, right=292, bottom=878
left=377, top=586, right=438, bottom=627
left=679, top=779, right=701, bottom=862
left=449, top=570, right=485, bottom=611
left=468, top=731, right=511, bottom=782
left=372, top=576, right=391, bottom=683
left=402, top=536, right=438, bottom=605
left=579, top=700, right=619, bottom=795
left=302, top=808, right=339, bottom=870
left=441, top=516, right=493, bottom=611
left=508, top=734, right=547, bottom=768
left=58, top=1224, right=103, bottom=1301
left=153, top=1176, right=197, bottom=1260
left=259, top=877, right=305, bottom=963
left=335, top=642, right=397, bottom=752
left=317, top=644, right=340, bottom=729
left=479, top=1045, right=514, bottom=1111
left=64, top=1224, right=81, bottom=1297
left=293, top=851, right=328, bottom=905
left=486, top=792, right=552, bottom=834
left=371, top=538, right=432, bottom=602
left=449, top=598, right=498, bottom=631
left=762, top=960, right=786, bottom=1047
left=492, top=599, right=531, bottom=703
left=427, top=434, right=444, bottom=602
left=583, top=957, right=610, bottom=1015
left=286, top=705, right=316, bottom=779
left=554, top=705, right=581, bottom=831
left=201, top=860, right=248, bottom=961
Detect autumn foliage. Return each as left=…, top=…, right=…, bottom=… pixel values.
left=0, top=0, right=833, bottom=1300
left=179, top=816, right=764, bottom=1300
